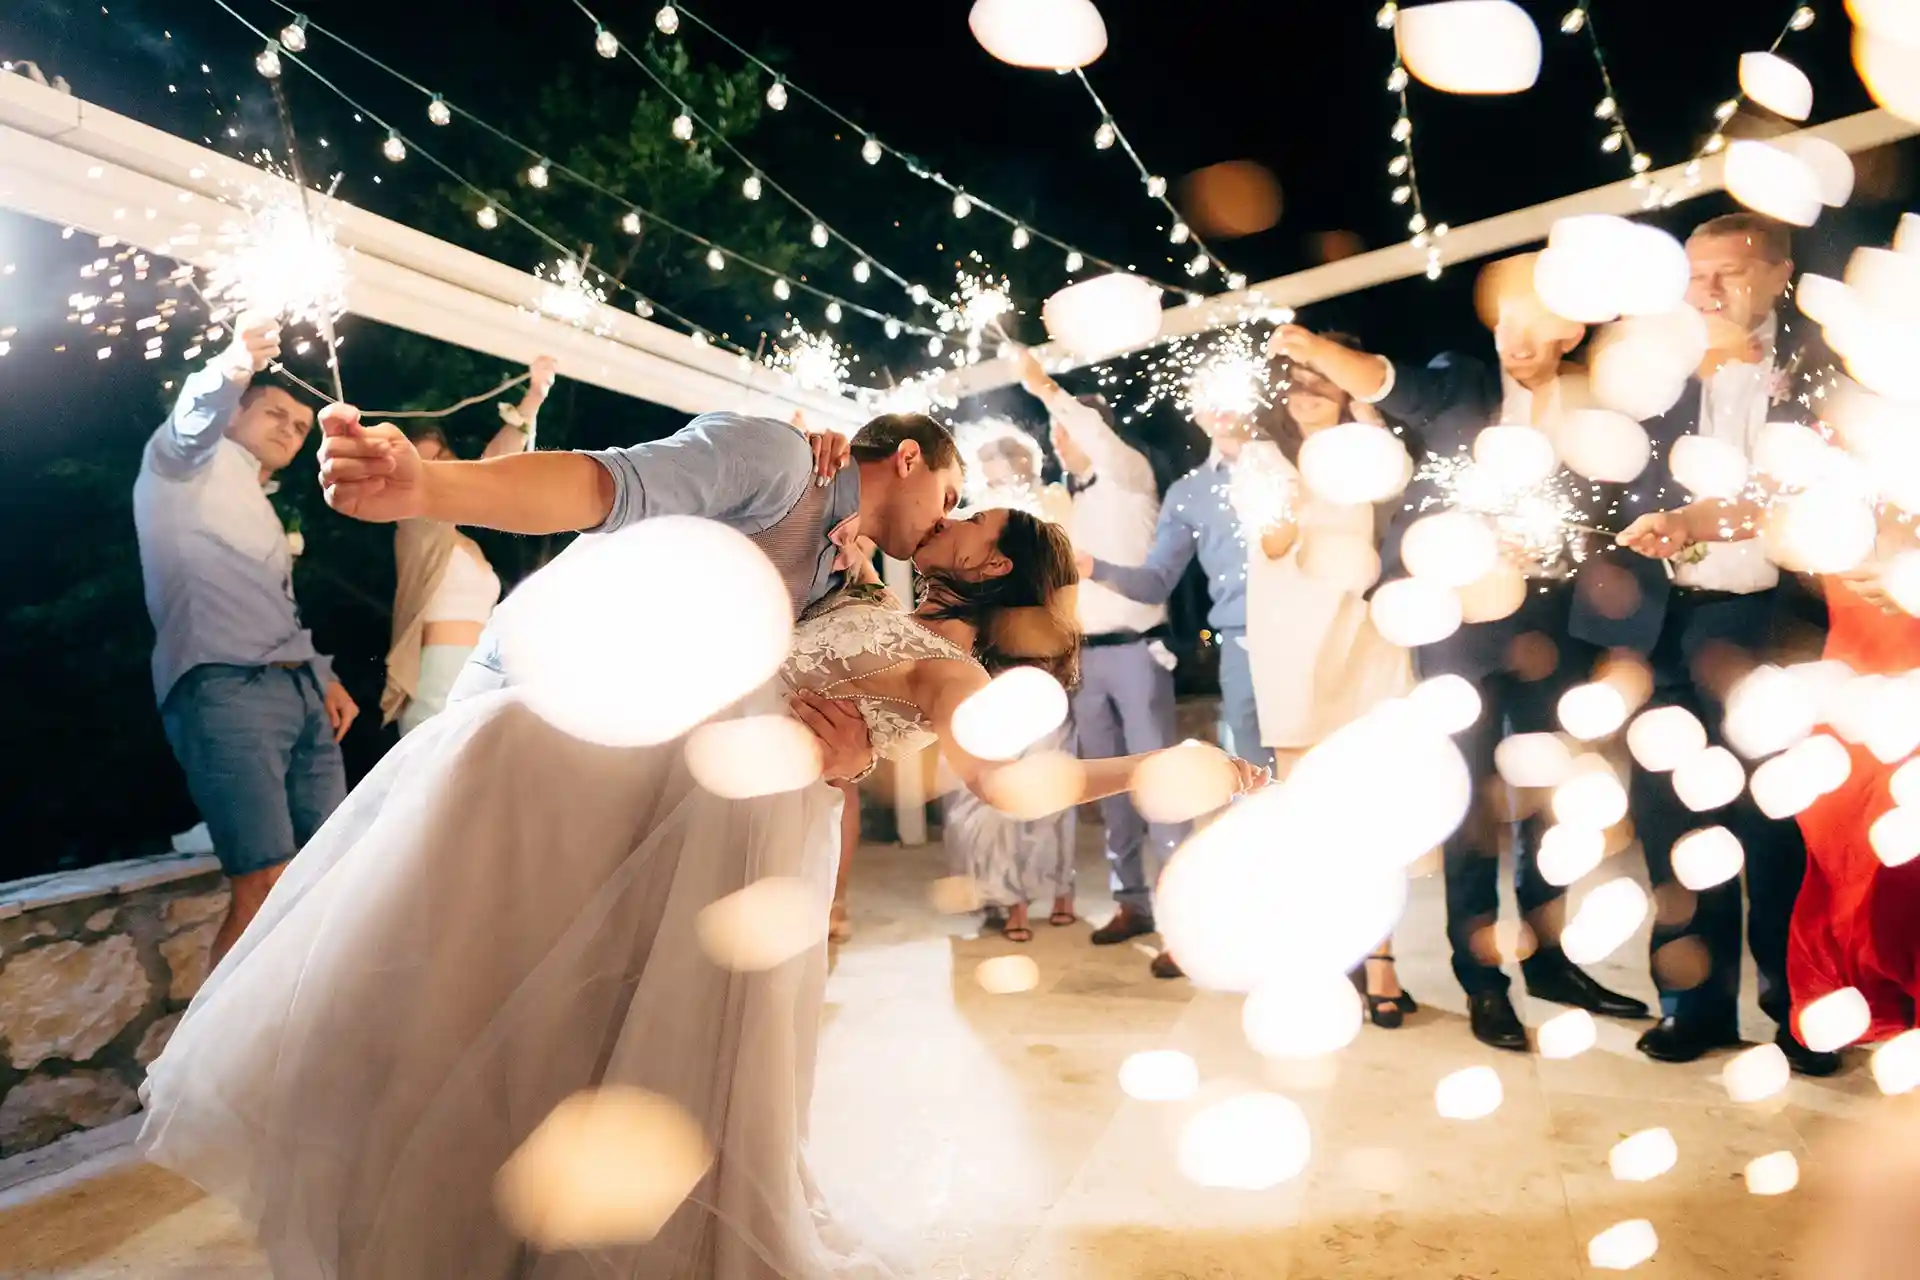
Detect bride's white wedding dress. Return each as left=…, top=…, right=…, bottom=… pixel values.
left=140, top=587, right=973, bottom=1280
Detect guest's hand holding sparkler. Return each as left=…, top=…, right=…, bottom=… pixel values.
left=1258, top=517, right=1299, bottom=561
left=1617, top=510, right=1696, bottom=559
left=220, top=312, right=282, bottom=382
left=317, top=404, right=428, bottom=522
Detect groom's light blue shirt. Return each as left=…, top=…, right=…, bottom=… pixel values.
left=453, top=412, right=858, bottom=700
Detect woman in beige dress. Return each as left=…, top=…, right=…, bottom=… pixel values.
left=1240, top=337, right=1417, bottom=1027
left=383, top=357, right=556, bottom=734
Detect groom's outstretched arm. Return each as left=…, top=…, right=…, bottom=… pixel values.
left=319, top=407, right=812, bottom=534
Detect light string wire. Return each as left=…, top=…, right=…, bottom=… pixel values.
left=257, top=0, right=942, bottom=341
left=1559, top=3, right=1655, bottom=193
left=213, top=0, right=774, bottom=366
left=1682, top=1, right=1819, bottom=181
left=654, top=0, right=1189, bottom=291
left=570, top=0, right=941, bottom=319
left=1377, top=5, right=1449, bottom=280
left=1069, top=69, right=1241, bottom=290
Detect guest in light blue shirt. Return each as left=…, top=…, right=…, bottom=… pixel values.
left=132, top=318, right=355, bottom=963
left=1084, top=414, right=1264, bottom=763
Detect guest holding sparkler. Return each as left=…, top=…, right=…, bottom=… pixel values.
left=1242, top=335, right=1418, bottom=1026
left=1268, top=263, right=1650, bottom=1052
left=382, top=356, right=557, bottom=735
left=1599, top=213, right=1840, bottom=1075
left=133, top=314, right=354, bottom=964
left=1018, top=350, right=1185, bottom=958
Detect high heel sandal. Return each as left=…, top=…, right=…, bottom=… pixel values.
left=1349, top=955, right=1416, bottom=1028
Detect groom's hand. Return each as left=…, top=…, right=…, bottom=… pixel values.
left=790, top=690, right=875, bottom=782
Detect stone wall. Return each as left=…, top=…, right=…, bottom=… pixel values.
left=0, top=854, right=227, bottom=1158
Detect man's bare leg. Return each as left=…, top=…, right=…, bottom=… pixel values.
left=211, top=861, right=287, bottom=967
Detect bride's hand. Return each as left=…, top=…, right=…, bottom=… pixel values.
left=790, top=690, right=876, bottom=782
left=1229, top=756, right=1274, bottom=797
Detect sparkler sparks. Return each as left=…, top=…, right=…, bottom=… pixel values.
left=766, top=322, right=853, bottom=396
left=533, top=257, right=610, bottom=330
left=1099, top=322, right=1276, bottom=421
left=1412, top=451, right=1594, bottom=574
left=200, top=189, right=349, bottom=330
left=934, top=252, right=1016, bottom=367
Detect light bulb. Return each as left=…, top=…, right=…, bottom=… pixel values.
left=1426, top=259, right=1443, bottom=280
left=1227, top=272, right=1247, bottom=290
left=622, top=210, right=642, bottom=235
left=1188, top=252, right=1211, bottom=275
left=634, top=297, right=654, bottom=318
left=1388, top=66, right=1409, bottom=92
left=852, top=259, right=871, bottom=283
left=594, top=25, right=619, bottom=58
left=1409, top=212, right=1428, bottom=233
left=1789, top=5, right=1813, bottom=30
left=706, top=248, right=725, bottom=271
left=1561, top=7, right=1586, bottom=33
left=825, top=301, right=842, bottom=324
left=772, top=279, right=790, bottom=301
left=1094, top=121, right=1116, bottom=149
left=1389, top=154, right=1410, bottom=176
left=810, top=222, right=829, bottom=248
left=671, top=112, right=694, bottom=141
left=742, top=173, right=763, bottom=201
left=655, top=4, right=679, bottom=34
left=528, top=158, right=551, bottom=189
left=1065, top=250, right=1085, bottom=272
left=766, top=78, right=788, bottom=111
left=255, top=43, right=282, bottom=79
left=1715, top=99, right=1740, bottom=121
left=952, top=193, right=973, bottom=218
left=1011, top=224, right=1031, bottom=250
left=1170, top=221, right=1191, bottom=243
left=1377, top=3, right=1398, bottom=28
left=910, top=283, right=930, bottom=305
left=1630, top=152, right=1651, bottom=172
left=1146, top=175, right=1168, bottom=198
left=476, top=205, right=499, bottom=229
left=1392, top=117, right=1412, bottom=142
left=928, top=336, right=944, bottom=357
left=382, top=131, right=406, bottom=162
left=1602, top=131, right=1624, bottom=153
left=1595, top=96, right=1616, bottom=119
left=860, top=135, right=882, bottom=165
left=279, top=18, right=308, bottom=52
left=884, top=318, right=901, bottom=339
left=427, top=94, right=451, bottom=126
left=1706, top=132, right=1727, bottom=153
left=690, top=330, right=707, bottom=346
left=1392, top=185, right=1412, bottom=204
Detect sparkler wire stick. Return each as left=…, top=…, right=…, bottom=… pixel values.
left=266, top=77, right=346, bottom=404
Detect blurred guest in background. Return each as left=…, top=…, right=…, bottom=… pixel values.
left=1596, top=214, right=1839, bottom=1075
left=382, top=356, right=556, bottom=735
left=1270, top=267, right=1650, bottom=1053
left=133, top=315, right=355, bottom=963
left=1018, top=351, right=1185, bottom=959
left=1242, top=335, right=1417, bottom=1026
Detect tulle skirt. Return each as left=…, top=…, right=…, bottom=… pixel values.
left=139, top=686, right=888, bottom=1280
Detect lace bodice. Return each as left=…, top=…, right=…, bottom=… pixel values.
left=782, top=588, right=981, bottom=759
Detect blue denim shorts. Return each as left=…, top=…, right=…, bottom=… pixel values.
left=161, top=664, right=348, bottom=877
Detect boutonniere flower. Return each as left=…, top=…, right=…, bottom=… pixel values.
left=1676, top=541, right=1709, bottom=565
left=282, top=510, right=304, bottom=558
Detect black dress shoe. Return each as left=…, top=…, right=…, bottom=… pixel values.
left=1524, top=959, right=1651, bottom=1019
left=1636, top=1015, right=1741, bottom=1063
left=1776, top=1025, right=1843, bottom=1077
left=1090, top=907, right=1155, bottom=946
left=1469, top=991, right=1529, bottom=1052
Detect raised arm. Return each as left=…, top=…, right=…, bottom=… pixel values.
left=318, top=408, right=808, bottom=534
left=479, top=355, right=557, bottom=460
left=1018, top=349, right=1156, bottom=495
left=911, top=660, right=1265, bottom=809
left=146, top=316, right=279, bottom=478
left=1086, top=496, right=1197, bottom=605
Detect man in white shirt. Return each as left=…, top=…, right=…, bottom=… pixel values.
left=1599, top=212, right=1840, bottom=1076
left=1018, top=352, right=1183, bottom=958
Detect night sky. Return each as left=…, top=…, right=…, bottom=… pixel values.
left=0, top=0, right=1913, bottom=868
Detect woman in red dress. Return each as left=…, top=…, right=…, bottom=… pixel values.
left=1788, top=568, right=1920, bottom=1043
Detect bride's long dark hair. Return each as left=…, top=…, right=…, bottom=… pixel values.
left=916, top=509, right=1083, bottom=689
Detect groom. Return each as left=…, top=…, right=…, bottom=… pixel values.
left=316, top=404, right=964, bottom=779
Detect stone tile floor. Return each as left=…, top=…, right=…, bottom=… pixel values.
left=0, top=829, right=1884, bottom=1278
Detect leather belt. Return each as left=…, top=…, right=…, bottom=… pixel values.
left=1082, top=627, right=1169, bottom=649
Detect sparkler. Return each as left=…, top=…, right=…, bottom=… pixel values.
left=533, top=256, right=611, bottom=331
left=766, top=322, right=853, bottom=397
left=934, top=252, right=1016, bottom=368
left=199, top=188, right=349, bottom=332
left=1098, top=321, right=1276, bottom=422
left=1412, top=451, right=1603, bottom=574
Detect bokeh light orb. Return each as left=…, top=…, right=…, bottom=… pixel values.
left=1118, top=1050, right=1200, bottom=1101
left=1242, top=972, right=1364, bottom=1059
left=1299, top=423, right=1413, bottom=505
left=1179, top=160, right=1284, bottom=240
left=1042, top=273, right=1162, bottom=357
left=968, top=0, right=1107, bottom=69
left=1434, top=1065, right=1504, bottom=1119
left=1370, top=577, right=1464, bottom=648
left=1398, top=0, right=1542, bottom=95
left=1176, top=1093, right=1312, bottom=1190
left=951, top=666, right=1070, bottom=760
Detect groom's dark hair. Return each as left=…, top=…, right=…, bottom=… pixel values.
left=850, top=413, right=962, bottom=473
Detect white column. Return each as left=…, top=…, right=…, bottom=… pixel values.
left=882, top=555, right=928, bottom=846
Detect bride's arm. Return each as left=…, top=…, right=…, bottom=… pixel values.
left=910, top=660, right=1265, bottom=809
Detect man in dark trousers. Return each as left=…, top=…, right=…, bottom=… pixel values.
left=1575, top=213, right=1840, bottom=1076
left=1268, top=261, right=1649, bottom=1052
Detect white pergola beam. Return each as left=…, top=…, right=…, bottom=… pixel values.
left=937, top=107, right=1920, bottom=401
left=0, top=74, right=867, bottom=427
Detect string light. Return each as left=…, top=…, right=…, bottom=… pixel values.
left=1170, top=221, right=1191, bottom=244
left=706, top=248, right=726, bottom=271
left=1011, top=225, right=1031, bottom=250
left=477, top=205, right=499, bottom=229
left=671, top=111, right=694, bottom=141
left=381, top=130, right=406, bottom=162
left=278, top=15, right=308, bottom=50
left=654, top=4, right=679, bottom=34
left=622, top=210, right=642, bottom=235
left=254, top=42, right=283, bottom=79
left=860, top=135, right=882, bottom=165
left=952, top=192, right=974, bottom=218
left=825, top=301, right=842, bottom=323
left=766, top=76, right=788, bottom=111
left=1066, top=251, right=1085, bottom=272
left=594, top=24, right=619, bottom=58
left=1094, top=121, right=1116, bottom=149
left=741, top=173, right=764, bottom=201
left=772, top=278, right=791, bottom=300
left=1562, top=3, right=1660, bottom=203
left=1379, top=7, right=1445, bottom=279
left=427, top=93, right=450, bottom=126
left=810, top=222, right=829, bottom=248
left=853, top=260, right=872, bottom=284
left=527, top=157, right=551, bottom=189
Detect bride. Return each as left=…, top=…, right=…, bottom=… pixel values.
left=139, top=501, right=1266, bottom=1280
